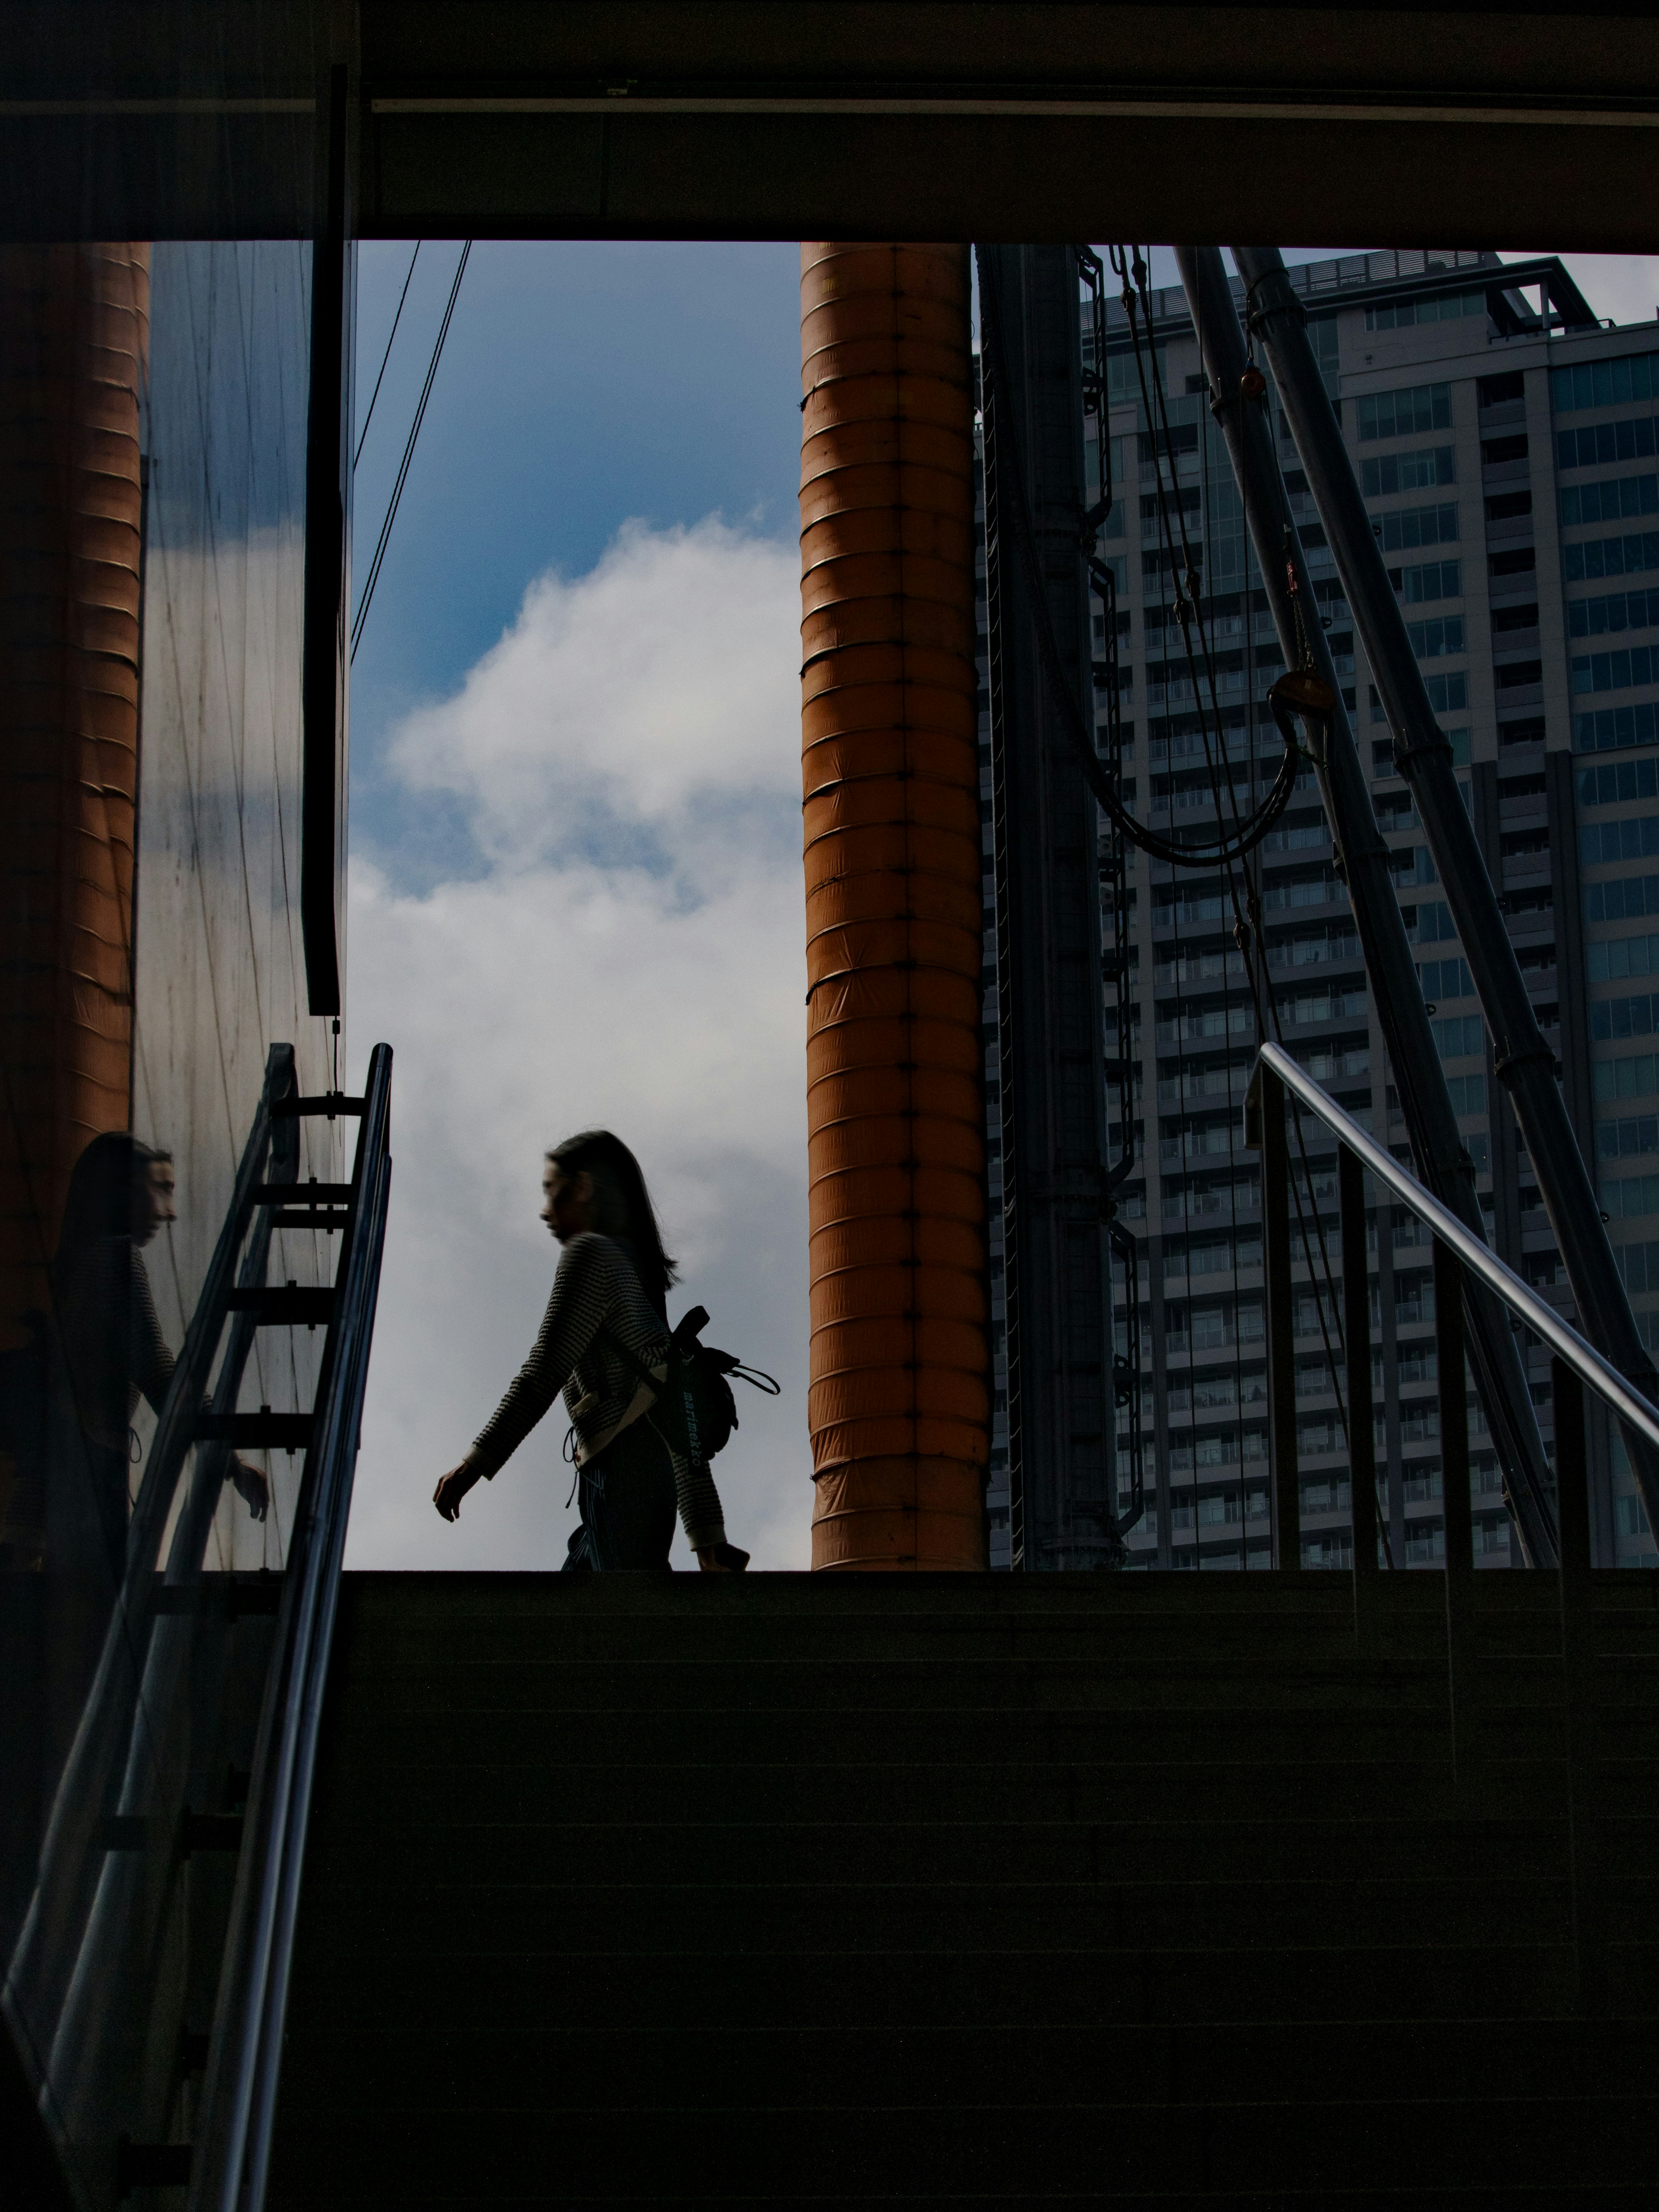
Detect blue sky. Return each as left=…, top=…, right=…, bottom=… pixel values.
left=348, top=240, right=803, bottom=888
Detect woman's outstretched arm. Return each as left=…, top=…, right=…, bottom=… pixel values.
left=433, top=1235, right=618, bottom=1520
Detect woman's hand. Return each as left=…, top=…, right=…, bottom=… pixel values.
left=696, top=1546, right=731, bottom=1572
left=433, top=1461, right=484, bottom=1522
left=229, top=1458, right=269, bottom=1521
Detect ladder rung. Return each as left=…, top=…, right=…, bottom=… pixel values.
left=195, top=1412, right=313, bottom=1451
left=272, top=1094, right=365, bottom=1119
left=267, top=1209, right=350, bottom=1232
left=181, top=1810, right=244, bottom=1856
left=254, top=1181, right=353, bottom=1203
left=226, top=1286, right=336, bottom=1325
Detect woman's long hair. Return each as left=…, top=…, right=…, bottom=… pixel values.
left=547, top=1130, right=677, bottom=1318
left=51, top=1132, right=169, bottom=1303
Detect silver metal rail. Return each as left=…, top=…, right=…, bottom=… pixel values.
left=189, top=1042, right=394, bottom=2212
left=1255, top=1040, right=1659, bottom=1460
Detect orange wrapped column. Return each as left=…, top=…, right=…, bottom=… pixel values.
left=0, top=244, right=149, bottom=1356
left=799, top=242, right=988, bottom=1572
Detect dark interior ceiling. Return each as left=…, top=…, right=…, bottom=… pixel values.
left=5, top=2, right=1659, bottom=245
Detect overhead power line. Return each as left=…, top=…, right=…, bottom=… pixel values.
left=351, top=238, right=471, bottom=663
left=354, top=238, right=422, bottom=470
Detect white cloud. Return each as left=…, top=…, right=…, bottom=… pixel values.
left=343, top=517, right=813, bottom=1572
left=1556, top=257, right=1659, bottom=333
left=1504, top=252, right=1659, bottom=332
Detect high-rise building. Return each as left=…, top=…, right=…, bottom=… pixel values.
left=981, top=247, right=1659, bottom=1573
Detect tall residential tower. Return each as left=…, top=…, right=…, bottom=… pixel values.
left=981, top=248, right=1659, bottom=1574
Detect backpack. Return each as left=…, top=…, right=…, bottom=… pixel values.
left=600, top=1304, right=778, bottom=1469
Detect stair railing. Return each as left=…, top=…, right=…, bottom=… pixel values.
left=1248, top=1037, right=1659, bottom=1575
left=2, top=1042, right=301, bottom=2188
left=187, top=1042, right=392, bottom=2212
left=1249, top=1036, right=1632, bottom=2005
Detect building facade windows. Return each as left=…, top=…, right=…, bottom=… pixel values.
left=1600, top=1172, right=1659, bottom=1218
left=1560, top=474, right=1659, bottom=527
left=1398, top=558, right=1460, bottom=601
left=1564, top=531, right=1659, bottom=583
left=1432, top=1014, right=1484, bottom=1057
left=1580, top=759, right=1659, bottom=805
left=1569, top=588, right=1659, bottom=639
left=1557, top=414, right=1659, bottom=470
left=1363, top=445, right=1456, bottom=496
left=1552, top=350, right=1659, bottom=413
left=1591, top=988, right=1659, bottom=1038
left=1408, top=615, right=1464, bottom=658
left=1589, top=930, right=1659, bottom=980
left=1374, top=501, right=1459, bottom=551
left=1364, top=291, right=1487, bottom=332
left=1573, top=646, right=1659, bottom=695
left=1587, top=871, right=1659, bottom=921
left=1356, top=382, right=1453, bottom=440
left=1577, top=702, right=1659, bottom=753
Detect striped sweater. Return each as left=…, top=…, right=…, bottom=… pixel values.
left=465, top=1232, right=726, bottom=1552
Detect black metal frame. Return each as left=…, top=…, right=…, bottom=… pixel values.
left=188, top=1044, right=393, bottom=2212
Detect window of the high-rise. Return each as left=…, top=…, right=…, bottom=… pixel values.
left=1362, top=445, right=1455, bottom=496
left=1374, top=500, right=1459, bottom=550
left=1577, top=703, right=1659, bottom=753
left=1560, top=474, right=1659, bottom=527
left=1356, top=382, right=1452, bottom=440
left=1552, top=350, right=1659, bottom=413
left=1569, top=588, right=1659, bottom=636
left=1557, top=415, right=1659, bottom=470
left=1408, top=614, right=1464, bottom=657
left=1364, top=290, right=1487, bottom=331
left=1573, top=643, right=1659, bottom=694
left=1565, top=531, right=1659, bottom=581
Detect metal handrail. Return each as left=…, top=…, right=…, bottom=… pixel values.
left=1256, top=1039, right=1659, bottom=1456
left=1, top=1045, right=299, bottom=2082
left=189, top=1042, right=393, bottom=2212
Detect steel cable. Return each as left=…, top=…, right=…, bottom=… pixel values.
left=351, top=239, right=470, bottom=662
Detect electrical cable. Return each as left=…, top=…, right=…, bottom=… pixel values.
left=1125, top=246, right=1360, bottom=1564
left=351, top=238, right=471, bottom=662
left=353, top=239, right=421, bottom=470
left=976, top=248, right=1301, bottom=871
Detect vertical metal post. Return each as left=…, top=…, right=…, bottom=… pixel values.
left=978, top=245, right=1121, bottom=1570
left=1340, top=1149, right=1378, bottom=1594
left=1436, top=1239, right=1473, bottom=1575
left=1553, top=1355, right=1599, bottom=2013
left=1435, top=1236, right=1476, bottom=1784
left=1253, top=1065, right=1300, bottom=1570
left=301, top=58, right=355, bottom=1018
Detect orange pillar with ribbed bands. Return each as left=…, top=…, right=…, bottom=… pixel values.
left=799, top=242, right=989, bottom=1572
left=0, top=244, right=149, bottom=1354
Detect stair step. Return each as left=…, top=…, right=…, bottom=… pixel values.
left=292, top=1870, right=1585, bottom=1959
left=274, top=2013, right=1659, bottom=2114
left=270, top=2088, right=1659, bottom=2201
left=269, top=1572, right=1659, bottom=2207
left=279, top=1932, right=1589, bottom=2032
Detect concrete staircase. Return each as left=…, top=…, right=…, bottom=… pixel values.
left=267, top=1571, right=1659, bottom=2206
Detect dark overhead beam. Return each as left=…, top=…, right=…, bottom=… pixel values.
left=357, top=109, right=1659, bottom=248
left=3, top=2, right=1659, bottom=244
